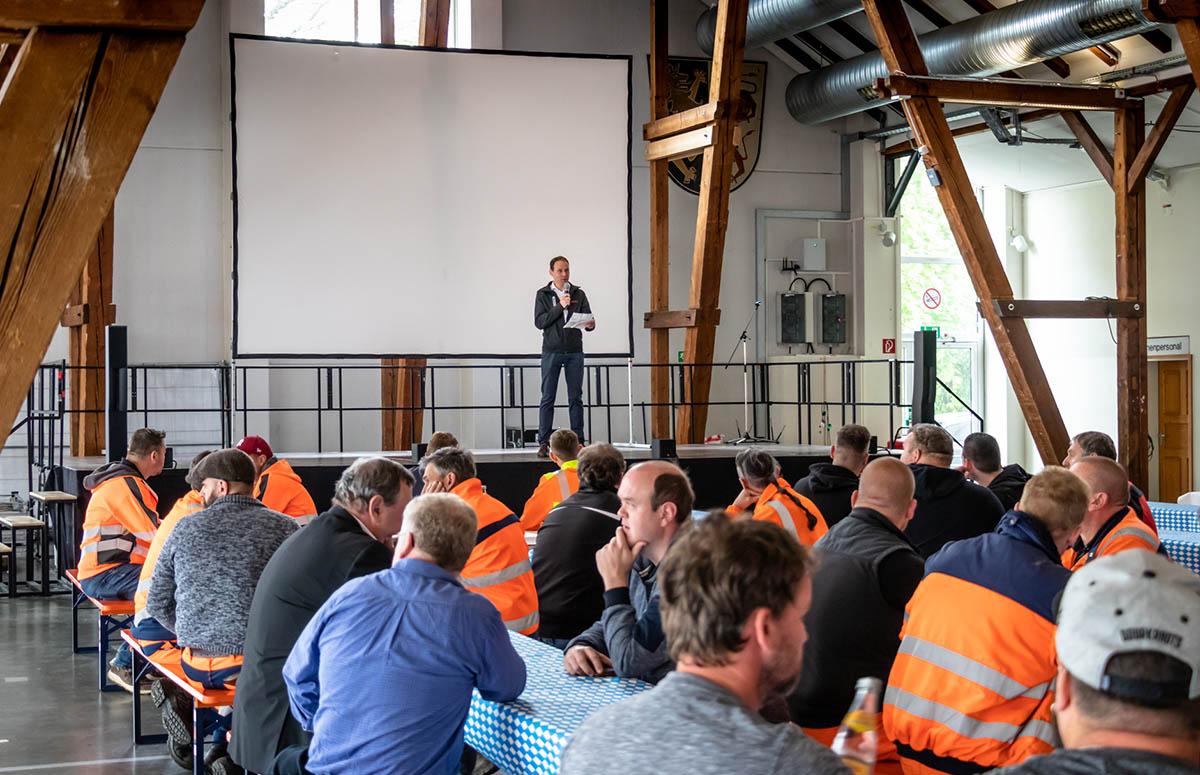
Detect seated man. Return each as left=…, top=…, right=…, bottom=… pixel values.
left=563, top=461, right=692, bottom=684
left=520, top=428, right=581, bottom=531
left=960, top=431, right=1030, bottom=512
left=885, top=467, right=1090, bottom=773
left=560, top=514, right=846, bottom=775
left=1063, top=430, right=1157, bottom=533
left=236, top=435, right=318, bottom=524
left=901, top=423, right=1005, bottom=558
left=532, top=443, right=624, bottom=648
left=146, top=448, right=297, bottom=767
left=275, top=494, right=526, bottom=775
left=422, top=447, right=539, bottom=635
left=230, top=458, right=414, bottom=775
left=789, top=458, right=922, bottom=775
left=77, top=427, right=166, bottom=691
left=729, top=449, right=827, bottom=547
left=131, top=451, right=211, bottom=684
left=794, top=423, right=871, bottom=528
left=993, top=551, right=1200, bottom=775
left=410, top=431, right=458, bottom=496
left=1062, top=456, right=1161, bottom=569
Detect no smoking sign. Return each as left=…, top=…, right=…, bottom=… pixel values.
left=922, top=287, right=942, bottom=310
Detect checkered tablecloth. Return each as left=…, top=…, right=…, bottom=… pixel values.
left=1161, top=529, right=1200, bottom=575
left=1148, top=502, right=1200, bottom=532
left=464, top=632, right=651, bottom=775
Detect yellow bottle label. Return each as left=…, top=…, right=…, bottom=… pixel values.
left=842, top=710, right=878, bottom=734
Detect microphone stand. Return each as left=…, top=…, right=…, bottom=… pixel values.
left=724, top=301, right=773, bottom=445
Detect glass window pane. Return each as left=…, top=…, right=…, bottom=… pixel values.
left=899, top=161, right=958, bottom=259
left=395, top=0, right=421, bottom=45
left=266, top=0, right=356, bottom=41
left=900, top=260, right=979, bottom=339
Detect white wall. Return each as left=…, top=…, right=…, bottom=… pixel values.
left=1023, top=167, right=1200, bottom=487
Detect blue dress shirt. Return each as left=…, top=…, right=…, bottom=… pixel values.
left=284, top=558, right=527, bottom=775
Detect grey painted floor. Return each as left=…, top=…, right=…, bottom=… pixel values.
left=0, top=593, right=181, bottom=774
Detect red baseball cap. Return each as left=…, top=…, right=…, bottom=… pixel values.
left=235, top=435, right=272, bottom=458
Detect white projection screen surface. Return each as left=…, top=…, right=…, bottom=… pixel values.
left=231, top=36, right=632, bottom=358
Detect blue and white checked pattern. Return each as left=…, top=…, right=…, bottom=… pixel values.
left=464, top=632, right=651, bottom=775
left=1161, top=530, right=1200, bottom=575
left=1148, top=502, right=1200, bottom=532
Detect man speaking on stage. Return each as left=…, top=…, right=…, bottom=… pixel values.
left=534, top=256, right=595, bottom=458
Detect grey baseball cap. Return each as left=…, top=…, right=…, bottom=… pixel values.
left=1057, top=550, right=1200, bottom=701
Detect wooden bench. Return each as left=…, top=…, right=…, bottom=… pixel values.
left=0, top=512, right=49, bottom=596
left=123, top=631, right=236, bottom=775
left=65, top=568, right=135, bottom=692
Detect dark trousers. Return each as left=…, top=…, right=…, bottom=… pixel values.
left=270, top=745, right=313, bottom=775
left=80, top=563, right=141, bottom=669
left=538, top=351, right=584, bottom=445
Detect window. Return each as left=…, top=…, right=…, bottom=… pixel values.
left=896, top=157, right=983, bottom=444
left=265, top=1, right=470, bottom=47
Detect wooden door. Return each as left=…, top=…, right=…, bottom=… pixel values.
left=1157, top=358, right=1192, bottom=502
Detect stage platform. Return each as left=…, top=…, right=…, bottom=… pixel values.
left=49, top=444, right=834, bottom=574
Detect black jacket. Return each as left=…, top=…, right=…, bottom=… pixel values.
left=229, top=507, right=392, bottom=774
left=905, top=464, right=1005, bottom=558
left=534, top=282, right=592, bottom=353
left=986, top=463, right=1031, bottom=512
left=793, top=462, right=860, bottom=529
left=531, top=486, right=620, bottom=639
left=789, top=507, right=924, bottom=728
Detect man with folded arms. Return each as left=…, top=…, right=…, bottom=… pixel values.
left=560, top=514, right=847, bottom=775
left=274, top=494, right=526, bottom=775
left=992, top=551, right=1199, bottom=775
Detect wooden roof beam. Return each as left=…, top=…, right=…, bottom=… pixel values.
left=0, top=1, right=203, bottom=31
left=1062, top=111, right=1115, bottom=187
left=1127, top=82, right=1195, bottom=191
left=876, top=74, right=1139, bottom=110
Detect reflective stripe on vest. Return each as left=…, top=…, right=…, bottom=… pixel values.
left=1099, top=524, right=1159, bottom=554
left=505, top=610, right=540, bottom=633
left=885, top=685, right=1060, bottom=748
left=125, top=478, right=158, bottom=525
left=555, top=471, right=571, bottom=502
left=898, top=636, right=1053, bottom=701
left=766, top=500, right=798, bottom=538
left=462, top=559, right=533, bottom=588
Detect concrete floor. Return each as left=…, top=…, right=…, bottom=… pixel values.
left=0, top=593, right=180, bottom=774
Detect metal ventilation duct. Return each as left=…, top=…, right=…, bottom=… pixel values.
left=696, top=0, right=860, bottom=53
left=784, top=0, right=1160, bottom=124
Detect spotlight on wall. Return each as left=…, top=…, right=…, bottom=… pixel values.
left=1010, top=234, right=1030, bottom=253
left=881, top=230, right=897, bottom=248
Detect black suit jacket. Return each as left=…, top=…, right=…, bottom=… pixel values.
left=229, top=507, right=392, bottom=773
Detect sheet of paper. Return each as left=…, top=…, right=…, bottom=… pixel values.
left=564, top=313, right=594, bottom=330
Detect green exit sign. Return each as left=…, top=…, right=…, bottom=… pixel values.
left=920, top=325, right=941, bottom=338
left=677, top=350, right=684, bottom=363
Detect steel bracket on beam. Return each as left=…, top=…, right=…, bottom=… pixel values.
left=989, top=299, right=1143, bottom=318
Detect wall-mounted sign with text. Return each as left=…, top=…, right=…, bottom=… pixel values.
left=1147, top=336, right=1190, bottom=357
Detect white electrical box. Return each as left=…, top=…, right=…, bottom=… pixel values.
left=802, top=238, right=827, bottom=271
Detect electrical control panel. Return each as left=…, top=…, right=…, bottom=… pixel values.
left=779, top=292, right=815, bottom=344
left=802, top=238, right=827, bottom=271
left=821, top=293, right=847, bottom=344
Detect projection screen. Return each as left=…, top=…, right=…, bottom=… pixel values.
left=231, top=35, right=632, bottom=358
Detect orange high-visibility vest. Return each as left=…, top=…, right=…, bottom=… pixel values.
left=255, top=457, right=317, bottom=524
left=134, top=489, right=204, bottom=615
left=752, top=480, right=828, bottom=547
left=453, top=478, right=540, bottom=635
left=884, top=511, right=1066, bottom=771
left=1062, top=506, right=1160, bottom=570
left=520, top=460, right=579, bottom=531
left=78, top=467, right=159, bottom=580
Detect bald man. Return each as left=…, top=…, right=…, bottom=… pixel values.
left=788, top=458, right=924, bottom=771
left=1063, top=457, right=1163, bottom=570
left=562, top=461, right=694, bottom=684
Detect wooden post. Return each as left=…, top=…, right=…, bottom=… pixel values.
left=648, top=0, right=671, bottom=441
left=674, top=0, right=749, bottom=444
left=381, top=0, right=452, bottom=451
left=65, top=209, right=116, bottom=456
left=1114, top=104, right=1150, bottom=489
left=861, top=0, right=1070, bottom=464
left=0, top=26, right=196, bottom=448
left=380, top=0, right=395, bottom=45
